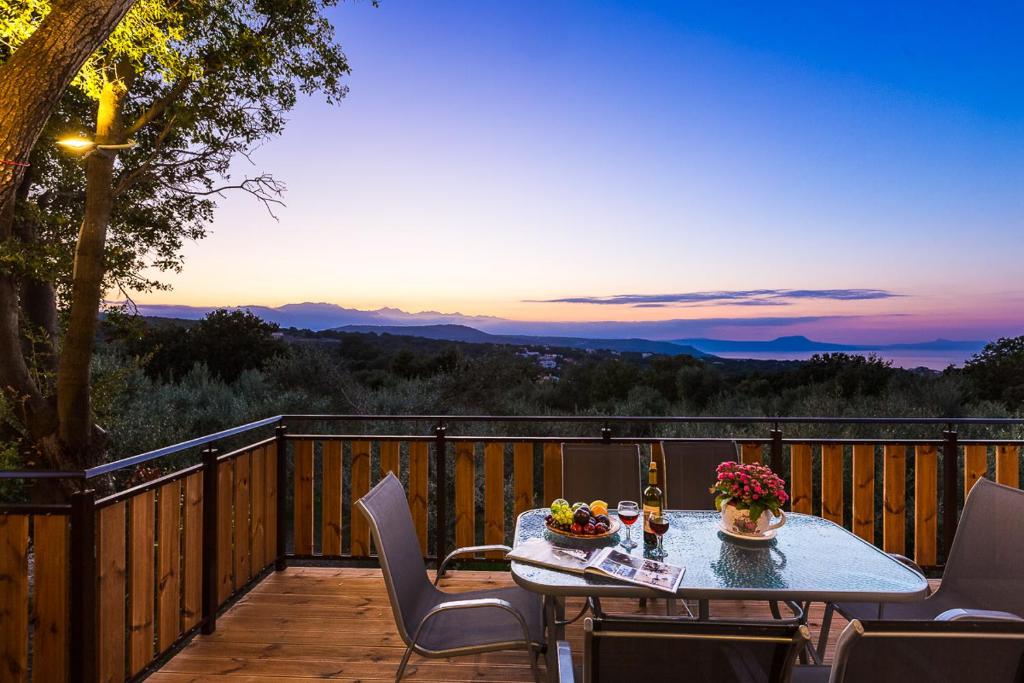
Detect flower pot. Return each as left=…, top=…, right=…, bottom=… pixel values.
left=720, top=503, right=786, bottom=539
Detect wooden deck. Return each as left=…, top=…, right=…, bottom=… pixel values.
left=149, top=567, right=939, bottom=682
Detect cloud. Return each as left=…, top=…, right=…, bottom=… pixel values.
left=525, top=289, right=901, bottom=307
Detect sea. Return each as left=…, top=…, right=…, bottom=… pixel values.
left=712, top=350, right=975, bottom=371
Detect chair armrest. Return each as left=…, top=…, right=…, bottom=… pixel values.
left=435, top=544, right=512, bottom=584
left=935, top=608, right=1024, bottom=622
left=887, top=553, right=932, bottom=596
left=411, top=597, right=535, bottom=652
left=556, top=640, right=575, bottom=683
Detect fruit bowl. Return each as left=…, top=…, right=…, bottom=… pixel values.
left=545, top=516, right=621, bottom=540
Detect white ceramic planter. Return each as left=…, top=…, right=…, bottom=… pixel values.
left=720, top=503, right=786, bottom=539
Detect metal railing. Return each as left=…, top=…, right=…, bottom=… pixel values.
left=1, top=413, right=1023, bottom=683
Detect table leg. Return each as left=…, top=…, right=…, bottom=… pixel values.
left=698, top=599, right=710, bottom=620
left=544, top=596, right=566, bottom=681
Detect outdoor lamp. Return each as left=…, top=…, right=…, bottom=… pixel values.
left=56, top=136, right=137, bottom=156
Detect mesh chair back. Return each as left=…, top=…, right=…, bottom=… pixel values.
left=942, top=478, right=1024, bottom=616
left=661, top=440, right=739, bottom=509
left=561, top=444, right=642, bottom=506
left=356, top=473, right=436, bottom=645
left=583, top=617, right=807, bottom=683
left=829, top=619, right=1024, bottom=683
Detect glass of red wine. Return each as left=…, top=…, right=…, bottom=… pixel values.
left=617, top=501, right=639, bottom=550
left=648, top=513, right=669, bottom=559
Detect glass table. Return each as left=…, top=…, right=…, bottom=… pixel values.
left=511, top=509, right=930, bottom=676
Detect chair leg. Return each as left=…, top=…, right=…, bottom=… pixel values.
left=817, top=602, right=835, bottom=660
left=769, top=601, right=782, bottom=619
left=395, top=643, right=415, bottom=682
left=528, top=644, right=543, bottom=683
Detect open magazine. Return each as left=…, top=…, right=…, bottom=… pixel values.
left=508, top=538, right=685, bottom=594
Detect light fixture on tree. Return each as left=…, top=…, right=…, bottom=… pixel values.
left=56, top=136, right=137, bottom=157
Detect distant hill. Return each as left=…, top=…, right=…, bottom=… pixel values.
left=674, top=335, right=985, bottom=354
left=334, top=324, right=711, bottom=358
left=129, top=302, right=500, bottom=330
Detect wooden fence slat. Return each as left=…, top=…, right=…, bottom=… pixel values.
left=883, top=445, right=906, bottom=555
left=455, top=442, right=477, bottom=549
left=379, top=441, right=400, bottom=479
left=98, top=503, right=126, bottom=683
left=350, top=441, right=372, bottom=556
left=157, top=481, right=182, bottom=652
left=789, top=444, right=812, bottom=514
left=129, top=491, right=155, bottom=676
left=996, top=445, right=1020, bottom=489
left=265, top=444, right=278, bottom=567
left=234, top=454, right=251, bottom=586
left=513, top=443, right=534, bottom=518
left=32, top=515, right=68, bottom=683
left=251, top=447, right=266, bottom=572
left=543, top=443, right=562, bottom=506
left=964, top=445, right=988, bottom=499
left=484, top=443, right=505, bottom=557
left=0, top=514, right=29, bottom=682
left=182, top=473, right=203, bottom=631
left=217, top=461, right=233, bottom=603
left=740, top=443, right=762, bottom=465
left=914, top=444, right=938, bottom=567
left=322, top=440, right=343, bottom=556
left=852, top=444, right=875, bottom=543
left=293, top=440, right=314, bottom=556
left=820, top=444, right=844, bottom=525
left=408, top=442, right=429, bottom=555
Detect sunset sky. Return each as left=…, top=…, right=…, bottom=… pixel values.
left=138, top=1, right=1023, bottom=343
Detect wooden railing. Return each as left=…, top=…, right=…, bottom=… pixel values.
left=1, top=414, right=1022, bottom=682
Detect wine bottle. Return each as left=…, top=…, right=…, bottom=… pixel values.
left=643, top=459, right=663, bottom=545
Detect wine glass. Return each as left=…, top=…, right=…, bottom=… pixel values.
left=648, top=512, right=669, bottom=559
left=617, top=501, right=639, bottom=550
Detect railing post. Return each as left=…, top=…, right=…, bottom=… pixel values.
left=770, top=424, right=783, bottom=477
left=274, top=424, right=288, bottom=571
left=434, top=422, right=448, bottom=563
left=601, top=422, right=612, bottom=442
left=942, top=428, right=959, bottom=561
left=69, top=489, right=97, bottom=683
left=201, top=446, right=219, bottom=635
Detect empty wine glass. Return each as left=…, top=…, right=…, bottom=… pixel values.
left=617, top=501, right=639, bottom=550
left=648, top=512, right=669, bottom=559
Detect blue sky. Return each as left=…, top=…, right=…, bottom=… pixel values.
left=141, top=0, right=1024, bottom=342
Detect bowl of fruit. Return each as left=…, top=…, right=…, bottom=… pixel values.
left=545, top=499, right=621, bottom=540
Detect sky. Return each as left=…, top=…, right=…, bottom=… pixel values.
left=137, top=1, right=1024, bottom=343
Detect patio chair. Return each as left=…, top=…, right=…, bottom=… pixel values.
left=561, top=443, right=644, bottom=619
left=793, top=617, right=1024, bottom=683
left=818, top=478, right=1024, bottom=656
left=556, top=616, right=809, bottom=683
left=560, top=443, right=643, bottom=506
left=661, top=440, right=739, bottom=509
left=356, top=473, right=545, bottom=682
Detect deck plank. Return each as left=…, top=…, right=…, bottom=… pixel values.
left=150, top=567, right=939, bottom=682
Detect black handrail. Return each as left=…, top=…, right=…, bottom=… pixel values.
left=83, top=414, right=281, bottom=478
left=2, top=413, right=1019, bottom=483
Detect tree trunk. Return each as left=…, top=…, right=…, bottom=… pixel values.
left=13, top=168, right=60, bottom=374
left=56, top=71, right=129, bottom=460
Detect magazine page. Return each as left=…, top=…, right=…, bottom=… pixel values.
left=506, top=538, right=610, bottom=574
left=588, top=549, right=685, bottom=594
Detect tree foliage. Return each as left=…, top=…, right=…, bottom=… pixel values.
left=965, top=336, right=1024, bottom=408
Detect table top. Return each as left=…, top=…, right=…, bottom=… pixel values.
left=510, top=509, right=930, bottom=602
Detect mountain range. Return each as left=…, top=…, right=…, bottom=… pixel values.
left=128, top=301, right=986, bottom=361
left=335, top=324, right=710, bottom=357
